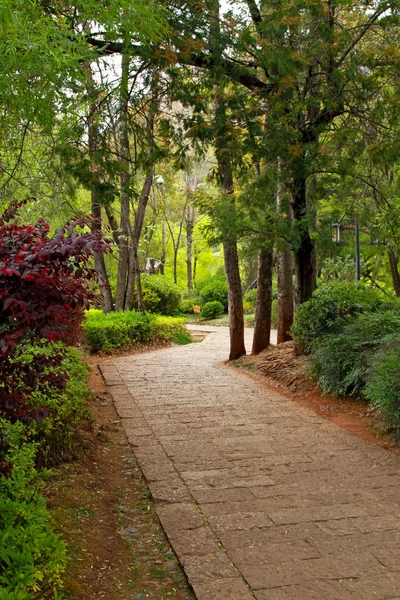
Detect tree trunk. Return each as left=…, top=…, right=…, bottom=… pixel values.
left=277, top=243, right=294, bottom=343
left=88, top=104, right=113, bottom=313
left=193, top=244, right=198, bottom=286
left=223, top=240, right=246, bottom=360
left=125, top=171, right=154, bottom=311
left=215, top=105, right=245, bottom=359
left=388, top=247, right=400, bottom=297
left=186, top=217, right=194, bottom=292
left=290, top=176, right=316, bottom=306
left=115, top=48, right=131, bottom=311
left=252, top=246, right=273, bottom=354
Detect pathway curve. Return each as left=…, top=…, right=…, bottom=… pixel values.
left=100, top=327, right=400, bottom=600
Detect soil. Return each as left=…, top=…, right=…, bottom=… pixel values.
left=46, top=351, right=195, bottom=600
left=233, top=341, right=400, bottom=455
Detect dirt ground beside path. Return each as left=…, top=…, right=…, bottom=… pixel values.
left=46, top=360, right=194, bottom=600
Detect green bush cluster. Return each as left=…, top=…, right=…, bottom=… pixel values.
left=291, top=281, right=386, bottom=352
left=291, top=281, right=400, bottom=435
left=141, top=275, right=182, bottom=315
left=84, top=309, right=153, bottom=352
left=243, top=289, right=257, bottom=314
left=179, top=298, right=197, bottom=314
left=0, top=420, right=67, bottom=599
left=309, top=312, right=400, bottom=397
left=201, top=300, right=224, bottom=320
left=84, top=310, right=186, bottom=352
left=364, top=340, right=400, bottom=434
left=197, top=276, right=228, bottom=310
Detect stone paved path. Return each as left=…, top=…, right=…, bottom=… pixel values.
left=100, top=327, right=400, bottom=600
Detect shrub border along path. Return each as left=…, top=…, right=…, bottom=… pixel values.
left=100, top=326, right=400, bottom=600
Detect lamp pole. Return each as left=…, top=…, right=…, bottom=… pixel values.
left=355, top=217, right=360, bottom=281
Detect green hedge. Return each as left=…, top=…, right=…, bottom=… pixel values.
left=0, top=420, right=66, bottom=599
left=291, top=281, right=389, bottom=352
left=84, top=310, right=186, bottom=352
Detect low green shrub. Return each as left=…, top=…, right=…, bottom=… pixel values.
left=291, top=281, right=386, bottom=352
left=201, top=300, right=224, bottom=320
left=0, top=419, right=67, bottom=599
left=84, top=309, right=153, bottom=352
left=151, top=315, right=186, bottom=341
left=309, top=312, right=400, bottom=397
left=84, top=310, right=186, bottom=352
left=141, top=275, right=182, bottom=315
left=179, top=298, right=198, bottom=314
left=364, top=338, right=400, bottom=435
left=197, top=277, right=228, bottom=310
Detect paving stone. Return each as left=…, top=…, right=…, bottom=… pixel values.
left=254, top=580, right=355, bottom=600
left=156, top=503, right=204, bottom=532
left=181, top=552, right=238, bottom=582
left=191, top=578, right=254, bottom=600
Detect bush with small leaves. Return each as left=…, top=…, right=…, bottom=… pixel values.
left=364, top=338, right=400, bottom=435
left=201, top=300, right=224, bottom=320
left=84, top=310, right=186, bottom=352
left=309, top=311, right=400, bottom=397
left=197, top=276, right=228, bottom=310
left=179, top=298, right=198, bottom=314
left=291, top=281, right=388, bottom=352
left=0, top=419, right=67, bottom=598
left=140, top=275, right=182, bottom=315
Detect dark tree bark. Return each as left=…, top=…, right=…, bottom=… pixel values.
left=115, top=48, right=131, bottom=311
left=388, top=247, right=400, bottom=297
left=290, top=175, right=316, bottom=306
left=88, top=104, right=113, bottom=313
left=252, top=246, right=273, bottom=354
left=223, top=239, right=246, bottom=360
left=277, top=242, right=294, bottom=344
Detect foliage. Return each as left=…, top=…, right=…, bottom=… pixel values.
left=140, top=275, right=182, bottom=315
left=84, top=310, right=185, bottom=352
left=179, top=298, right=198, bottom=314
left=309, top=312, right=400, bottom=397
left=197, top=276, right=228, bottom=310
left=84, top=309, right=153, bottom=352
left=201, top=301, right=224, bottom=320
left=271, top=299, right=278, bottom=328
left=150, top=315, right=186, bottom=341
left=320, top=255, right=357, bottom=282
left=0, top=419, right=66, bottom=599
left=0, top=339, right=90, bottom=465
left=170, top=331, right=193, bottom=345
left=0, top=199, right=109, bottom=355
left=364, top=340, right=400, bottom=435
left=291, top=281, right=386, bottom=352
left=243, top=289, right=257, bottom=314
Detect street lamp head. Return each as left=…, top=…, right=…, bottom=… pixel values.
left=332, top=222, right=343, bottom=245
left=154, top=175, right=164, bottom=186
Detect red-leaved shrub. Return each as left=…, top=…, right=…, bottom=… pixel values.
left=0, top=198, right=110, bottom=431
